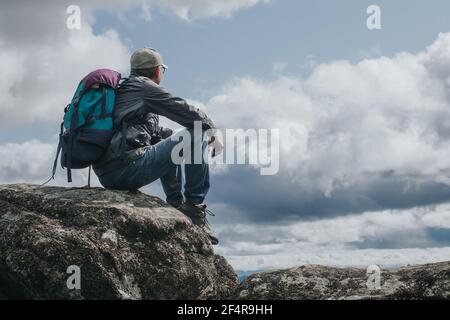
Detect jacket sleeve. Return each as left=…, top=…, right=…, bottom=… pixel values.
left=142, top=82, right=216, bottom=131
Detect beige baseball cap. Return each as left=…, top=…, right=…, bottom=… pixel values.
left=130, top=47, right=168, bottom=70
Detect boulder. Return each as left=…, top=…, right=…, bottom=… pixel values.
left=0, top=184, right=238, bottom=299
left=234, top=263, right=450, bottom=300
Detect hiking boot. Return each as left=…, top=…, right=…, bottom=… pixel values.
left=177, top=201, right=219, bottom=245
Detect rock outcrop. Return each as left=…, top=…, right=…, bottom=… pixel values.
left=0, top=184, right=238, bottom=299
left=234, top=263, right=450, bottom=300
left=1, top=184, right=449, bottom=300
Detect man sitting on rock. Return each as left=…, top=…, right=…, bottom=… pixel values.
left=93, top=48, right=223, bottom=245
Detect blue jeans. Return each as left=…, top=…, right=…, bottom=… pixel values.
left=98, top=128, right=210, bottom=206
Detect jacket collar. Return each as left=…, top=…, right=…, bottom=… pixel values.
left=129, top=69, right=142, bottom=78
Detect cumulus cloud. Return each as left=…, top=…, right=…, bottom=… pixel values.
left=0, top=1, right=131, bottom=184
left=0, top=0, right=266, bottom=127
left=201, top=33, right=450, bottom=221
left=0, top=2, right=131, bottom=127
left=92, top=0, right=269, bottom=21
left=0, top=28, right=130, bottom=127
left=149, top=0, right=269, bottom=21
left=0, top=0, right=266, bottom=186
left=0, top=140, right=55, bottom=183
left=214, top=203, right=450, bottom=270
left=0, top=139, right=99, bottom=187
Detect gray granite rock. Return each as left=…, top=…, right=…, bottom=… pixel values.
left=0, top=184, right=238, bottom=300
left=234, top=263, right=450, bottom=300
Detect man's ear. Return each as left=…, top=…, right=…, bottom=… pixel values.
left=151, top=68, right=160, bottom=83
left=156, top=67, right=161, bottom=78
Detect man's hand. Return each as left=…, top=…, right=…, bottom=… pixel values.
left=159, top=127, right=173, bottom=139
left=208, top=135, right=223, bottom=157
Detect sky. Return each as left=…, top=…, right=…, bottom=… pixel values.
left=2, top=0, right=450, bottom=271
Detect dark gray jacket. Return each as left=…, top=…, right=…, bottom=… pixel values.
left=93, top=72, right=216, bottom=176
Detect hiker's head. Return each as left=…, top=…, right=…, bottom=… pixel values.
left=130, top=48, right=168, bottom=84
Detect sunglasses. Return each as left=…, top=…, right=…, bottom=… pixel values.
left=160, top=64, right=168, bottom=74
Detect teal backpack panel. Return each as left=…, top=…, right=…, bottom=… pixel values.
left=63, top=84, right=116, bottom=131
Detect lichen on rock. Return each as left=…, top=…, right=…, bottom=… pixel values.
left=0, top=184, right=238, bottom=300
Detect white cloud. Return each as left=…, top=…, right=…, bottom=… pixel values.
left=0, top=27, right=130, bottom=127
left=0, top=1, right=132, bottom=185
left=0, top=0, right=267, bottom=185
left=214, top=203, right=450, bottom=270
left=0, top=139, right=98, bottom=187
left=149, top=0, right=269, bottom=20
left=204, top=34, right=450, bottom=262
left=84, top=0, right=268, bottom=21
left=205, top=33, right=450, bottom=197
left=0, top=2, right=131, bottom=128
left=0, top=0, right=267, bottom=127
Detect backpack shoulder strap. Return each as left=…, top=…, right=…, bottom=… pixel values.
left=66, top=87, right=85, bottom=183
left=39, top=121, right=65, bottom=187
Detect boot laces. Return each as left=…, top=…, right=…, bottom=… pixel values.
left=195, top=204, right=215, bottom=228
left=199, top=204, right=215, bottom=217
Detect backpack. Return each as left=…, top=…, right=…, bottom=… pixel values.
left=45, top=69, right=122, bottom=186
